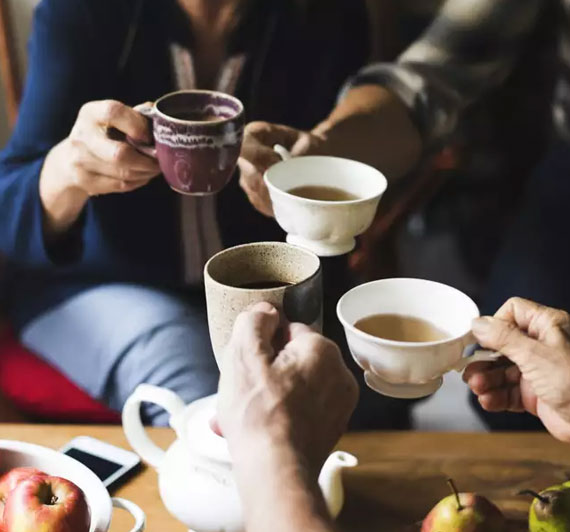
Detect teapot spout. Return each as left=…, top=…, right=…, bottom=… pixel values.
left=318, top=451, right=358, bottom=518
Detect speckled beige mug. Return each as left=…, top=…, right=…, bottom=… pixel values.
left=204, top=242, right=322, bottom=365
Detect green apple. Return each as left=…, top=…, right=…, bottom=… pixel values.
left=421, top=478, right=506, bottom=531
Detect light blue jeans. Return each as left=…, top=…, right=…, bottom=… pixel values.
left=20, top=284, right=219, bottom=425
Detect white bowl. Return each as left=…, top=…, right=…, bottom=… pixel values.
left=264, top=156, right=387, bottom=256
left=0, top=440, right=145, bottom=532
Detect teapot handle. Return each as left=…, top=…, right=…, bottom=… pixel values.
left=111, top=498, right=146, bottom=532
left=122, top=384, right=186, bottom=468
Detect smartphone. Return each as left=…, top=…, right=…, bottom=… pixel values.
left=60, top=436, right=142, bottom=491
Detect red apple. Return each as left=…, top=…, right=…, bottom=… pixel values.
left=3, top=475, right=90, bottom=532
left=0, top=468, right=46, bottom=517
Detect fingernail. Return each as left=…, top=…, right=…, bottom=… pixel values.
left=472, top=316, right=494, bottom=335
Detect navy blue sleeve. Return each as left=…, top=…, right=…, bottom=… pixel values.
left=0, top=0, right=100, bottom=268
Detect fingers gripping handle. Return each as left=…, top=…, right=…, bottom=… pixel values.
left=453, top=349, right=501, bottom=372
left=127, top=103, right=157, bottom=158
left=122, top=384, right=186, bottom=468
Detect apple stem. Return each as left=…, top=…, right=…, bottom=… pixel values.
left=519, top=490, right=549, bottom=504
left=50, top=495, right=58, bottom=505
left=447, top=478, right=463, bottom=511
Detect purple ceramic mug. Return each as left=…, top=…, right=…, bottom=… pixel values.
left=132, top=90, right=244, bottom=195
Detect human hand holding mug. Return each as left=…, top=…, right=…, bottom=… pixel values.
left=238, top=121, right=327, bottom=216
left=217, top=302, right=358, bottom=474
left=40, top=99, right=161, bottom=236
left=464, top=297, right=570, bottom=443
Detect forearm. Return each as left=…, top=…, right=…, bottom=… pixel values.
left=39, top=141, right=88, bottom=238
left=314, top=85, right=422, bottom=180
left=232, top=440, right=337, bottom=532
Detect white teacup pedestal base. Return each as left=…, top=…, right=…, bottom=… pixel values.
left=286, top=234, right=357, bottom=257
left=364, top=373, right=444, bottom=399
left=362, top=349, right=501, bottom=399
left=337, top=278, right=502, bottom=400
left=265, top=146, right=387, bottom=258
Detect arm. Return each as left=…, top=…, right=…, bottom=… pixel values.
left=331, top=0, right=543, bottom=169
left=0, top=0, right=95, bottom=266
left=239, top=0, right=542, bottom=215
left=216, top=304, right=358, bottom=532
left=232, top=441, right=337, bottom=532
left=0, top=0, right=158, bottom=266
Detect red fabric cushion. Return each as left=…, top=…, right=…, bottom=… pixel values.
left=0, top=327, right=120, bottom=423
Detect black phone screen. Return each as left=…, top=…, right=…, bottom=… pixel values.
left=64, top=448, right=122, bottom=481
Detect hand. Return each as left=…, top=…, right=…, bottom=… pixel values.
left=238, top=122, right=326, bottom=217
left=217, top=302, right=358, bottom=475
left=40, top=100, right=160, bottom=234
left=464, top=297, right=570, bottom=442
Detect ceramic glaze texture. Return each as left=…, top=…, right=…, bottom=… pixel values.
left=149, top=90, right=244, bottom=195
left=204, top=242, right=322, bottom=364
left=122, top=388, right=358, bottom=532
left=264, top=156, right=387, bottom=256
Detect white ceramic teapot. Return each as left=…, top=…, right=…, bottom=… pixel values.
left=122, top=384, right=358, bottom=532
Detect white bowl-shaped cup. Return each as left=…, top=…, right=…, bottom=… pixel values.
left=337, top=278, right=500, bottom=399
left=264, top=156, right=387, bottom=257
left=0, top=440, right=145, bottom=532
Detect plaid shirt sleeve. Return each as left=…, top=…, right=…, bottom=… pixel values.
left=347, top=0, right=543, bottom=147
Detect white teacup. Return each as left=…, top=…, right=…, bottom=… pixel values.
left=337, top=278, right=500, bottom=399
left=264, top=154, right=387, bottom=256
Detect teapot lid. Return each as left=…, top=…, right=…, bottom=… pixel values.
left=181, top=394, right=232, bottom=463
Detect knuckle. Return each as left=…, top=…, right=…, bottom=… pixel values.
left=244, top=121, right=269, bottom=135
left=494, top=321, right=519, bottom=349
left=233, top=311, right=255, bottom=335
left=69, top=140, right=84, bottom=163
left=303, top=333, right=334, bottom=358
left=72, top=167, right=89, bottom=187
left=112, top=143, right=130, bottom=162
left=78, top=101, right=94, bottom=119
left=118, top=166, right=132, bottom=181
left=553, top=309, right=570, bottom=327
left=507, top=296, right=525, bottom=307
left=249, top=339, right=268, bottom=358
left=102, top=100, right=124, bottom=124
left=238, top=173, right=252, bottom=189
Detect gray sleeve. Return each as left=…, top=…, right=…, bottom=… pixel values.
left=344, top=0, right=543, bottom=146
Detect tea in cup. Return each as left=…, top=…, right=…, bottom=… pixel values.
left=131, top=89, right=244, bottom=195
left=204, top=242, right=322, bottom=365
left=337, top=278, right=499, bottom=398
left=264, top=155, right=387, bottom=257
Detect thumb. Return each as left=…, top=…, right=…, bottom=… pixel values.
left=472, top=316, right=541, bottom=367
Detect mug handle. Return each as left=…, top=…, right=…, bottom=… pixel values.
left=452, top=349, right=502, bottom=373
left=122, top=384, right=186, bottom=469
left=111, top=498, right=146, bottom=532
left=273, top=144, right=292, bottom=161
left=126, top=103, right=158, bottom=159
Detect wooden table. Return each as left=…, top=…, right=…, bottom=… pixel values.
left=1, top=426, right=569, bottom=532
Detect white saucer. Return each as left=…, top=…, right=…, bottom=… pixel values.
left=364, top=372, right=443, bottom=399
